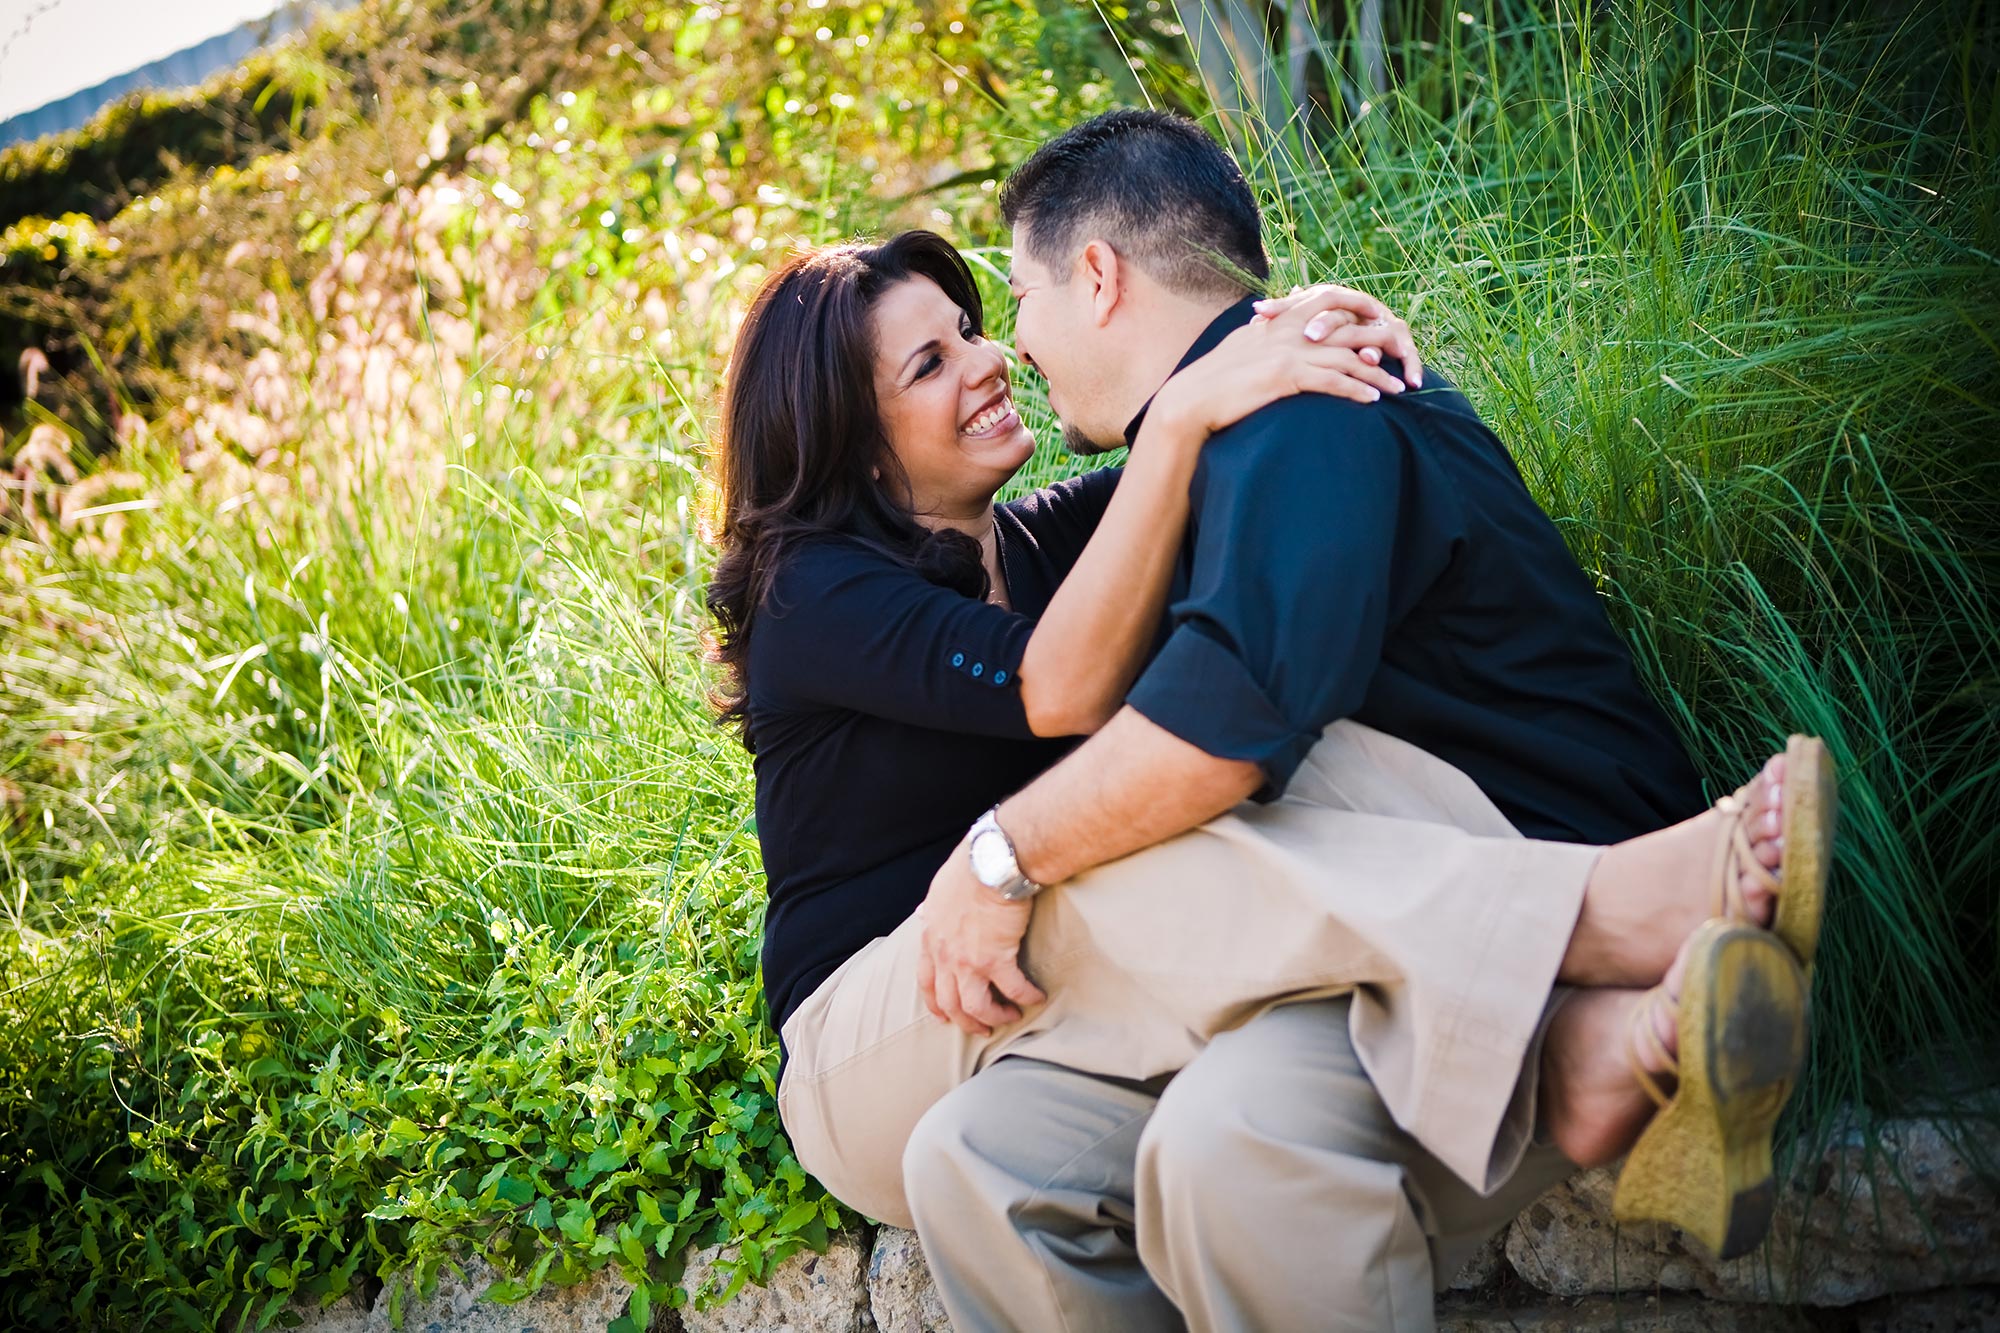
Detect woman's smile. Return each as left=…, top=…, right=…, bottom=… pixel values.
left=961, top=389, right=1020, bottom=440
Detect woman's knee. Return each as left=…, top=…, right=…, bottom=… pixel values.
left=779, top=1089, right=916, bottom=1231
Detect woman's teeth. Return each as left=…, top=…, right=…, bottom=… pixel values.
left=963, top=399, right=1014, bottom=436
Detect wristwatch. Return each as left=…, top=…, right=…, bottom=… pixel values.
left=966, top=805, right=1046, bottom=902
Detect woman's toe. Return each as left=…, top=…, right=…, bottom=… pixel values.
left=1733, top=755, right=1788, bottom=917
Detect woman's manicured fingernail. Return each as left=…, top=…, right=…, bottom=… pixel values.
left=1367, top=388, right=1381, bottom=401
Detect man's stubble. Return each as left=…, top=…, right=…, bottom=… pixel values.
left=1061, top=418, right=1123, bottom=458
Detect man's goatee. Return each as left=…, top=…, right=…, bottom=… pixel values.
left=1062, top=420, right=1120, bottom=457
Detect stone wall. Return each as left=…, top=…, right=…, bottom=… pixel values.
left=287, top=1111, right=2000, bottom=1332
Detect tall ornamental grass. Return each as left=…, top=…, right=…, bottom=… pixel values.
left=1091, top=0, right=2000, bottom=1132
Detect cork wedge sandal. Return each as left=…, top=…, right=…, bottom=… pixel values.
left=1611, top=919, right=1810, bottom=1260
left=1714, top=734, right=1837, bottom=970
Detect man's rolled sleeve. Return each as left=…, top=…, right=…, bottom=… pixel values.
left=1121, top=395, right=1452, bottom=802
left=1125, top=621, right=1319, bottom=797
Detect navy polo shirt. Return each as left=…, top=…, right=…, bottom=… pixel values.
left=748, top=467, right=1122, bottom=1047
left=1123, top=297, right=1705, bottom=845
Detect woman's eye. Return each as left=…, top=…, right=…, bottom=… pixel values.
left=917, top=354, right=943, bottom=378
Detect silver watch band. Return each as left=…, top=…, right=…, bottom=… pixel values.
left=967, top=805, right=1044, bottom=901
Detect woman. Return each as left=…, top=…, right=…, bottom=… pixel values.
left=705, top=230, right=1832, bottom=1262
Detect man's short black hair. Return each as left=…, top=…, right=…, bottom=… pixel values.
left=999, top=108, right=1269, bottom=302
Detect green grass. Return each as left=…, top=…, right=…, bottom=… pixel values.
left=2, top=0, right=1996, bottom=1325
left=1162, top=0, right=2000, bottom=1137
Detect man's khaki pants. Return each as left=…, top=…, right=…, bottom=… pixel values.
left=777, top=720, right=1605, bottom=1234
left=902, top=1001, right=1582, bottom=1332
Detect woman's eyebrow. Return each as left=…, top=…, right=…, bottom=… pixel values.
left=900, top=338, right=942, bottom=380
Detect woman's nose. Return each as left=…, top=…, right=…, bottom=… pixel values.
left=965, top=342, right=1008, bottom=388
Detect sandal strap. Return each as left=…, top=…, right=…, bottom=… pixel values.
left=1712, top=787, right=1781, bottom=924
left=1627, top=985, right=1679, bottom=1109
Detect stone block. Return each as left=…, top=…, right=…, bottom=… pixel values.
left=868, top=1227, right=953, bottom=1333
left=1506, top=1115, right=2000, bottom=1305
left=282, top=1288, right=372, bottom=1333
left=678, top=1230, right=871, bottom=1333
left=365, top=1249, right=638, bottom=1333
left=1438, top=1294, right=1800, bottom=1331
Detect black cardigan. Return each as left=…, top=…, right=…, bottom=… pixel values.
left=746, top=467, right=1122, bottom=1049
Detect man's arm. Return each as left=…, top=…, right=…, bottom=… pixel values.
left=913, top=706, right=1257, bottom=1035
left=1003, top=705, right=1259, bottom=885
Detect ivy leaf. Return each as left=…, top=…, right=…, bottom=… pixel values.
left=557, top=1199, right=595, bottom=1243
left=775, top=1199, right=819, bottom=1235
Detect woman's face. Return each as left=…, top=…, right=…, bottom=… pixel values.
left=869, top=276, right=1034, bottom=520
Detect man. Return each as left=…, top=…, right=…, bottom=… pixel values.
left=901, top=108, right=1722, bottom=1330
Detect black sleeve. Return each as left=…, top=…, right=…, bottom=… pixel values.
left=750, top=538, right=1039, bottom=738
left=1123, top=396, right=1458, bottom=798
left=1000, top=465, right=1123, bottom=582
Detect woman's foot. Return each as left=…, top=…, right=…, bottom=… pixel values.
left=1559, top=753, right=1788, bottom=988
left=1539, top=937, right=1693, bottom=1168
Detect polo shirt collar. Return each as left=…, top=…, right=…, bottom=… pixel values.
left=1121, top=294, right=1264, bottom=450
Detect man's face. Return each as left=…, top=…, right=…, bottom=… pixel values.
left=1007, top=229, right=1126, bottom=455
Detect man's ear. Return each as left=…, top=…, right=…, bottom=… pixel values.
left=1077, top=239, right=1125, bottom=328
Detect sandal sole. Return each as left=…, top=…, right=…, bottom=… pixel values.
left=1612, top=919, right=1809, bottom=1260
left=1777, top=734, right=1836, bottom=970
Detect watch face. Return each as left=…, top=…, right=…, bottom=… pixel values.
left=969, top=828, right=1015, bottom=886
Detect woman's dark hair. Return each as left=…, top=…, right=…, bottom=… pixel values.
left=704, top=229, right=991, bottom=748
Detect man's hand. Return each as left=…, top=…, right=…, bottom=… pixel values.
left=915, top=842, right=1047, bottom=1036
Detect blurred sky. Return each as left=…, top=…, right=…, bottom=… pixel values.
left=0, top=0, right=286, bottom=122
